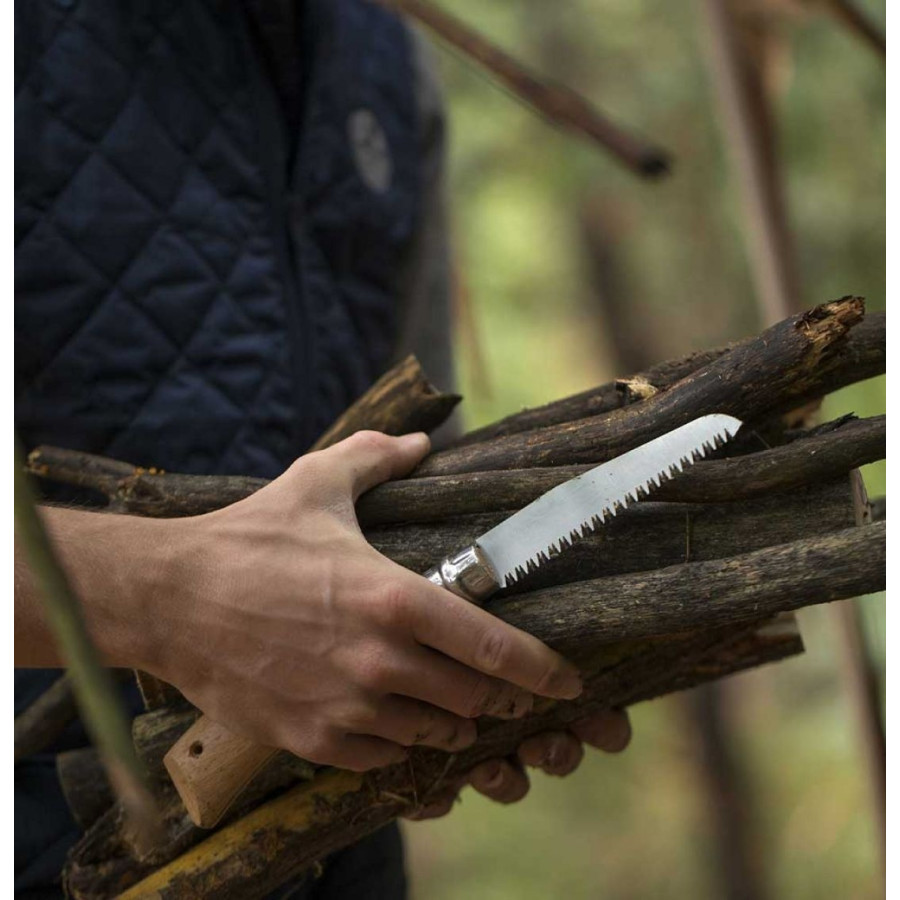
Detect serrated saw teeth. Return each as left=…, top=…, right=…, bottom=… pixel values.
left=478, top=413, right=744, bottom=587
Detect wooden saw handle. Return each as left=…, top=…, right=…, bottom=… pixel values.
left=164, top=716, right=278, bottom=828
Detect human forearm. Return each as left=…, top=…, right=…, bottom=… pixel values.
left=14, top=506, right=183, bottom=669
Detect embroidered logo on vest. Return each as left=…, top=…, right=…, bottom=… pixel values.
left=347, top=108, right=393, bottom=194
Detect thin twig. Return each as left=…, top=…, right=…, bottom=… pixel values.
left=821, top=0, right=886, bottom=60
left=375, top=0, right=671, bottom=177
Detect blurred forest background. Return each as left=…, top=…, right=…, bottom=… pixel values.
left=399, top=1, right=886, bottom=898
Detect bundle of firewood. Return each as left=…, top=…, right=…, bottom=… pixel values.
left=24, top=297, right=884, bottom=899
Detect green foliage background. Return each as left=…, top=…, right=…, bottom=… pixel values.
left=400, top=2, right=885, bottom=898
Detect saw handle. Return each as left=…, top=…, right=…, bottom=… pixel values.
left=164, top=545, right=500, bottom=828
left=164, top=718, right=277, bottom=828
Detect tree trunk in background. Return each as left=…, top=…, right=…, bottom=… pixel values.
left=699, top=0, right=885, bottom=883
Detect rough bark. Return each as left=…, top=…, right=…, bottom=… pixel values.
left=133, top=672, right=188, bottom=712
left=497, top=523, right=884, bottom=651
left=132, top=708, right=200, bottom=781
left=65, top=619, right=803, bottom=900
left=57, top=748, right=115, bottom=831
left=357, top=414, right=883, bottom=525
left=452, top=309, right=883, bottom=447
left=413, top=298, right=868, bottom=477
left=367, top=479, right=856, bottom=583
left=24, top=414, right=884, bottom=525
left=309, top=354, right=461, bottom=451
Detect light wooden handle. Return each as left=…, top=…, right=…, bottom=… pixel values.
left=163, top=716, right=278, bottom=828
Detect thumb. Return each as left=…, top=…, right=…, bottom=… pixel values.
left=324, top=430, right=431, bottom=500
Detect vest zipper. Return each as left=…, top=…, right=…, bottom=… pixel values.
left=236, top=6, right=316, bottom=456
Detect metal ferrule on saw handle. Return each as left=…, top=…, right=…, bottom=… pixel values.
left=424, top=545, right=501, bottom=604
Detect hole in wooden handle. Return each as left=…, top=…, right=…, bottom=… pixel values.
left=189, top=741, right=204, bottom=758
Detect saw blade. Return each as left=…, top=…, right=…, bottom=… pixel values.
left=476, top=413, right=743, bottom=587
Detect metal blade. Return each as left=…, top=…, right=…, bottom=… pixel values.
left=476, top=413, right=743, bottom=587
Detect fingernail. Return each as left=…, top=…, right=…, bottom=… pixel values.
left=550, top=669, right=583, bottom=701
left=482, top=763, right=504, bottom=790
left=541, top=739, right=563, bottom=771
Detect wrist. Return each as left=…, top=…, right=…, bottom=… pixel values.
left=41, top=507, right=196, bottom=673
left=106, top=514, right=199, bottom=674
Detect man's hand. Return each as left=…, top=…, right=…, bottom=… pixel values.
left=18, top=431, right=588, bottom=774
left=404, top=709, right=632, bottom=820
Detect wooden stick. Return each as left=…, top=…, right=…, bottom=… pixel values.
left=66, top=620, right=803, bottom=900
left=358, top=414, right=884, bottom=525
left=374, top=0, right=671, bottom=178
left=15, top=674, right=78, bottom=761
left=24, top=307, right=885, bottom=517
left=309, top=354, right=460, bottom=451
left=15, top=670, right=134, bottom=761
left=454, top=311, right=883, bottom=447
left=414, top=298, right=867, bottom=476
left=498, top=523, right=884, bottom=649
left=822, top=0, right=886, bottom=59
left=57, top=748, right=115, bottom=831
left=368, top=479, right=857, bottom=583
left=23, top=413, right=885, bottom=529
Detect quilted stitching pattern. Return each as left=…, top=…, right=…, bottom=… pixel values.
left=16, top=0, right=419, bottom=480
left=16, top=0, right=294, bottom=476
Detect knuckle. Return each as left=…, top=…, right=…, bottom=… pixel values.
left=356, top=644, right=396, bottom=692
left=473, top=629, right=512, bottom=676
left=350, top=430, right=391, bottom=455
left=374, top=581, right=413, bottom=628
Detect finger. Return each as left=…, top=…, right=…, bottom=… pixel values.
left=324, top=431, right=431, bottom=500
left=570, top=708, right=632, bottom=753
left=347, top=695, right=478, bottom=753
left=402, top=788, right=459, bottom=821
left=384, top=643, right=533, bottom=720
left=405, top=576, right=583, bottom=700
left=301, top=733, right=408, bottom=773
left=517, top=731, right=584, bottom=776
left=467, top=758, right=530, bottom=804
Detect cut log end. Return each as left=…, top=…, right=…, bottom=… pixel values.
left=797, top=296, right=865, bottom=344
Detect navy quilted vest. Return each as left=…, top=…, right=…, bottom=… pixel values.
left=16, top=0, right=420, bottom=478
left=15, top=1, right=420, bottom=895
